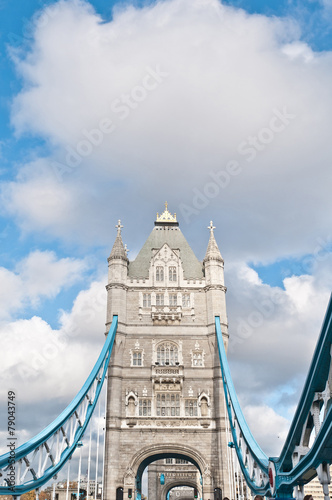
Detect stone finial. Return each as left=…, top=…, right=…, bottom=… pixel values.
left=208, top=221, right=216, bottom=233
left=116, top=219, right=123, bottom=235
left=204, top=221, right=223, bottom=263
left=108, top=219, right=128, bottom=262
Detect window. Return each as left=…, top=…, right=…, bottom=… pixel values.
left=192, top=352, right=203, bottom=367
left=156, top=393, right=180, bottom=416
left=143, top=293, right=151, bottom=307
left=157, top=343, right=178, bottom=365
left=175, top=459, right=188, bottom=464
left=156, top=294, right=164, bottom=306
left=169, top=293, right=177, bottom=306
left=182, top=294, right=190, bottom=308
left=132, top=351, right=142, bottom=366
left=156, top=266, right=164, bottom=281
left=185, top=399, right=198, bottom=416
left=169, top=266, right=177, bottom=281
left=139, top=399, right=151, bottom=416
left=165, top=458, right=173, bottom=464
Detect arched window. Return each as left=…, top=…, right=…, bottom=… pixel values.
left=169, top=266, right=177, bottom=281
left=156, top=266, right=164, bottom=281
left=157, top=342, right=178, bottom=365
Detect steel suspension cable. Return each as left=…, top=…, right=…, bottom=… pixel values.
left=101, top=378, right=108, bottom=500
left=94, top=398, right=101, bottom=500
left=87, top=422, right=92, bottom=500
left=66, top=458, right=71, bottom=500
left=77, top=444, right=82, bottom=500
left=223, top=390, right=234, bottom=500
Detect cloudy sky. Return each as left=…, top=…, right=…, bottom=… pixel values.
left=1, top=0, right=332, bottom=474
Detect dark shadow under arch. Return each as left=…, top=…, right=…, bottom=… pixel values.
left=137, top=451, right=201, bottom=479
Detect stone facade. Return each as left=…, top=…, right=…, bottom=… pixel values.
left=103, top=205, right=230, bottom=500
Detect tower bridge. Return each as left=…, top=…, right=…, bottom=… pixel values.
left=0, top=204, right=331, bottom=500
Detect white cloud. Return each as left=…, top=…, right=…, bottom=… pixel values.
left=226, top=255, right=332, bottom=418
left=1, top=0, right=332, bottom=462
left=242, top=404, right=290, bottom=457
left=0, top=0, right=331, bottom=263
left=0, top=278, right=107, bottom=452
left=282, top=41, right=314, bottom=62
left=0, top=249, right=88, bottom=319
left=0, top=278, right=106, bottom=400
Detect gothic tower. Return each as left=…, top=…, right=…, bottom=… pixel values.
left=103, top=204, right=230, bottom=500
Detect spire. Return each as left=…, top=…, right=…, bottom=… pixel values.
left=204, top=221, right=223, bottom=263
left=108, top=220, right=128, bottom=262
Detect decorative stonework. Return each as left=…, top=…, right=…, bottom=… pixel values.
left=105, top=209, right=230, bottom=500
left=130, top=341, right=144, bottom=367
left=156, top=202, right=177, bottom=223
left=152, top=339, right=183, bottom=365
left=125, top=390, right=138, bottom=404
left=191, top=342, right=205, bottom=367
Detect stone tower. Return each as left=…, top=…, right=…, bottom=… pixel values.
left=103, top=204, right=230, bottom=500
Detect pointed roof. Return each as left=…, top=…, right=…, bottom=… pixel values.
left=204, top=221, right=223, bottom=263
left=108, top=220, right=128, bottom=262
left=128, top=204, right=203, bottom=279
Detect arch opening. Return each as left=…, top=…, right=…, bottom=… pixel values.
left=128, top=444, right=206, bottom=500
left=137, top=452, right=201, bottom=479
left=167, top=483, right=200, bottom=500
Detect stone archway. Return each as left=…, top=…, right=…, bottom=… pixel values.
left=123, top=444, right=210, bottom=499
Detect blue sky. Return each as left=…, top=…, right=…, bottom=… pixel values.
left=1, top=0, right=332, bottom=461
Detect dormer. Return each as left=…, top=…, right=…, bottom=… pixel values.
left=150, top=243, right=184, bottom=287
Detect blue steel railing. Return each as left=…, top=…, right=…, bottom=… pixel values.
left=215, top=316, right=270, bottom=496
left=272, top=295, right=332, bottom=496
left=0, top=316, right=118, bottom=495
left=216, top=294, right=332, bottom=499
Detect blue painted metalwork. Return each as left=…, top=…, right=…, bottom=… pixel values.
left=216, top=294, right=332, bottom=498
left=271, top=295, right=332, bottom=495
left=0, top=316, right=118, bottom=495
left=215, top=315, right=270, bottom=496
left=1, top=291, right=331, bottom=499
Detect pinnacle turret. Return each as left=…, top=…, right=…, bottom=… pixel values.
left=108, top=220, right=128, bottom=262
left=203, top=221, right=223, bottom=263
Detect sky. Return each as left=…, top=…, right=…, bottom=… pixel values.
left=1, top=0, right=332, bottom=478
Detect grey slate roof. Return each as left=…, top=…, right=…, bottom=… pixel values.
left=128, top=225, right=204, bottom=279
